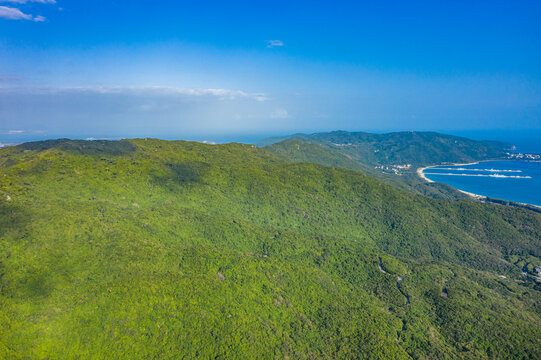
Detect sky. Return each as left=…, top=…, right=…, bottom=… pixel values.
left=1, top=0, right=540, bottom=143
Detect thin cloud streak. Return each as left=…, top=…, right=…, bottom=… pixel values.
left=1, top=0, right=56, bottom=4
left=269, top=108, right=290, bottom=119
left=0, top=86, right=270, bottom=102
left=266, top=40, right=284, bottom=48
left=0, top=6, right=45, bottom=21
left=0, top=76, right=22, bottom=83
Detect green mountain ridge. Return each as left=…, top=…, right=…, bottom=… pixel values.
left=0, top=138, right=539, bottom=359
left=264, top=139, right=467, bottom=201
left=260, top=130, right=511, bottom=166
left=263, top=131, right=517, bottom=202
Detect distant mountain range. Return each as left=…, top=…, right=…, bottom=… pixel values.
left=261, top=131, right=515, bottom=201
left=0, top=136, right=539, bottom=359
left=260, top=130, right=512, bottom=166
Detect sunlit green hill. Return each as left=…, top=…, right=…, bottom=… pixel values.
left=261, top=131, right=511, bottom=166
left=0, top=139, right=539, bottom=359
left=263, top=131, right=515, bottom=202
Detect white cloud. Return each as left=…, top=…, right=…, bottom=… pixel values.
left=270, top=108, right=290, bottom=119
left=7, top=130, right=24, bottom=134
left=0, top=86, right=269, bottom=102
left=266, top=40, right=284, bottom=48
left=0, top=6, right=32, bottom=20
left=1, top=1, right=56, bottom=4
left=0, top=6, right=45, bottom=21
left=85, top=137, right=124, bottom=141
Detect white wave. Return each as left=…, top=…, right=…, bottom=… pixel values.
left=433, top=167, right=522, bottom=173
left=424, top=172, right=532, bottom=179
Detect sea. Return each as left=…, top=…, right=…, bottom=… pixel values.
left=424, top=160, right=541, bottom=207
left=423, top=130, right=541, bottom=207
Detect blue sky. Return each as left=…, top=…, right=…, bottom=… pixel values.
left=1, top=0, right=540, bottom=143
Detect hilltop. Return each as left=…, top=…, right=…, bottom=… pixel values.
left=260, top=131, right=511, bottom=167
left=263, top=131, right=513, bottom=200
left=0, top=138, right=539, bottom=359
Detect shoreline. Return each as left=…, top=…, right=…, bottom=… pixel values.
left=417, top=161, right=482, bottom=183
left=455, top=188, right=487, bottom=200
left=417, top=160, right=541, bottom=210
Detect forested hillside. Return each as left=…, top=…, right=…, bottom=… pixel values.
left=265, top=139, right=472, bottom=200
left=262, top=131, right=510, bottom=166
left=0, top=139, right=539, bottom=359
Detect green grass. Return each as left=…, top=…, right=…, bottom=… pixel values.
left=0, top=138, right=539, bottom=359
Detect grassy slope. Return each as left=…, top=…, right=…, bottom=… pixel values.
left=0, top=139, right=539, bottom=359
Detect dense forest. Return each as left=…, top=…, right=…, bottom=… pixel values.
left=260, top=131, right=511, bottom=166
left=0, top=138, right=539, bottom=359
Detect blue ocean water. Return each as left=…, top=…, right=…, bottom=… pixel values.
left=424, top=160, right=541, bottom=207
left=448, top=129, right=541, bottom=154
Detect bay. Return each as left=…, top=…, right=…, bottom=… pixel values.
left=423, top=160, right=541, bottom=207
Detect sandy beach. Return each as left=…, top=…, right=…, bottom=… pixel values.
left=417, top=161, right=541, bottom=208
left=417, top=161, right=485, bottom=198
left=416, top=166, right=435, bottom=183
left=455, top=189, right=487, bottom=200
left=417, top=161, right=481, bottom=184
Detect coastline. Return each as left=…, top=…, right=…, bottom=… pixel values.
left=455, top=188, right=487, bottom=200
left=416, top=161, right=481, bottom=184
left=416, top=165, right=436, bottom=183
left=516, top=202, right=541, bottom=210
left=417, top=160, right=541, bottom=210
